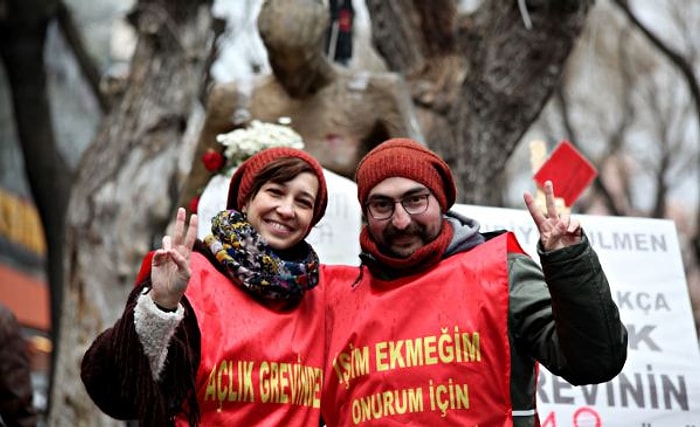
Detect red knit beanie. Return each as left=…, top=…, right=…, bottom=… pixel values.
left=227, top=147, right=328, bottom=227
left=355, top=138, right=456, bottom=211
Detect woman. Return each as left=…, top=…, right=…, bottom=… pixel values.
left=81, top=147, right=328, bottom=426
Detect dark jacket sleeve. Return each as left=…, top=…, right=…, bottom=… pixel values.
left=509, top=232, right=628, bottom=385
left=80, top=283, right=201, bottom=426
left=0, top=305, right=38, bottom=427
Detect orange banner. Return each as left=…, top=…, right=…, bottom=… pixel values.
left=0, top=187, right=46, bottom=256
left=0, top=264, right=50, bottom=331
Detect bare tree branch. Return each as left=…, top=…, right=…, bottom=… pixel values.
left=612, top=0, right=700, bottom=261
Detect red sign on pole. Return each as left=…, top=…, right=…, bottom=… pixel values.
left=532, top=140, right=597, bottom=207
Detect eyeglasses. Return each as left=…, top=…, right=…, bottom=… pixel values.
left=365, top=194, right=431, bottom=220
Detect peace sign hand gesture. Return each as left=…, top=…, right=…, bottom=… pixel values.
left=150, top=207, right=198, bottom=309
left=523, top=180, right=582, bottom=252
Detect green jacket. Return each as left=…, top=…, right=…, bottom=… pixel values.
left=507, top=233, right=627, bottom=426
left=357, top=210, right=628, bottom=426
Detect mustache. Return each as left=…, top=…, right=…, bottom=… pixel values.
left=383, top=222, right=425, bottom=240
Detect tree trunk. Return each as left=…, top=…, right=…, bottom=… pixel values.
left=0, top=0, right=69, bottom=410
left=368, top=0, right=594, bottom=205
left=48, top=1, right=215, bottom=425
left=451, top=0, right=593, bottom=205
left=611, top=0, right=700, bottom=265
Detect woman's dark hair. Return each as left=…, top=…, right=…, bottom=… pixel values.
left=243, top=156, right=317, bottom=205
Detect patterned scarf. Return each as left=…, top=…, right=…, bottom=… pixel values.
left=204, top=210, right=320, bottom=302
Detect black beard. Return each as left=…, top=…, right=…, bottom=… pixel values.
left=380, top=223, right=428, bottom=257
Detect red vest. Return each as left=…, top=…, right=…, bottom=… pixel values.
left=176, top=253, right=326, bottom=426
left=321, top=233, right=524, bottom=426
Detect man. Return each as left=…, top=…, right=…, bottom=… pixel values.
left=321, top=138, right=627, bottom=426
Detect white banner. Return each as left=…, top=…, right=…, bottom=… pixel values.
left=452, top=204, right=700, bottom=427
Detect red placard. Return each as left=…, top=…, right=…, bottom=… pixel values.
left=532, top=140, right=597, bottom=207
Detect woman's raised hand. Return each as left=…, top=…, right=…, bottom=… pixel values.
left=523, top=180, right=582, bottom=252
left=150, top=208, right=198, bottom=309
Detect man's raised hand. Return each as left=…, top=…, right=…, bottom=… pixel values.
left=523, top=180, right=582, bottom=252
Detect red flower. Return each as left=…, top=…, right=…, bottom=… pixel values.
left=202, top=149, right=225, bottom=172
left=189, top=195, right=200, bottom=214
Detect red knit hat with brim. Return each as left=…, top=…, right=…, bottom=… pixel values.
left=355, top=138, right=456, bottom=211
left=227, top=147, right=328, bottom=227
